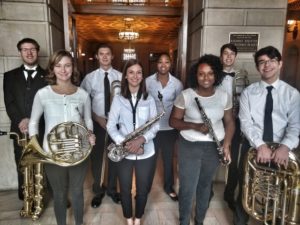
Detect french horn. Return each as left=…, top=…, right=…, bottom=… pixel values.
left=24, top=122, right=92, bottom=167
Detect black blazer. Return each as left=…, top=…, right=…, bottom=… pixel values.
left=3, top=65, right=47, bottom=135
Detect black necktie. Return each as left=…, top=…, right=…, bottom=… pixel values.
left=222, top=71, right=235, bottom=77
left=263, top=86, right=273, bottom=142
left=25, top=69, right=35, bottom=90
left=104, top=72, right=110, bottom=116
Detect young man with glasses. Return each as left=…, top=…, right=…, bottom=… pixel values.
left=3, top=38, right=47, bottom=201
left=233, top=46, right=300, bottom=225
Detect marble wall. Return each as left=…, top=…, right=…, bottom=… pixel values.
left=0, top=0, right=65, bottom=190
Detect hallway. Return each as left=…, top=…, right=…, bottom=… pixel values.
left=0, top=156, right=261, bottom=225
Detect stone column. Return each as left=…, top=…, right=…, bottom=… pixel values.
left=0, top=0, right=65, bottom=190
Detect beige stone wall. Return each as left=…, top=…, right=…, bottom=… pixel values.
left=0, top=0, right=65, bottom=190
left=187, top=0, right=287, bottom=83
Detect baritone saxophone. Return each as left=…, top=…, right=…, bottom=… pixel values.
left=0, top=131, right=44, bottom=220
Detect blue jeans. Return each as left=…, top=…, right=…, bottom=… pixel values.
left=178, top=136, right=220, bottom=225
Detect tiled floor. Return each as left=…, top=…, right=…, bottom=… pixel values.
left=0, top=157, right=261, bottom=225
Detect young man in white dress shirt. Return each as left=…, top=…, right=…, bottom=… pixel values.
left=218, top=43, right=243, bottom=211
left=233, top=46, right=300, bottom=225
left=81, top=43, right=122, bottom=208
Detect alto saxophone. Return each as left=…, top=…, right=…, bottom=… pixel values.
left=194, top=97, right=230, bottom=165
left=107, top=91, right=165, bottom=162
left=0, top=131, right=45, bottom=221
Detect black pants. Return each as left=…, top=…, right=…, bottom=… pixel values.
left=153, top=129, right=178, bottom=194
left=233, top=139, right=251, bottom=225
left=118, top=155, right=156, bottom=219
left=13, top=139, right=24, bottom=200
left=91, top=121, right=118, bottom=195
left=224, top=118, right=242, bottom=200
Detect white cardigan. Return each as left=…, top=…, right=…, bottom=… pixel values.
left=29, top=85, right=93, bottom=152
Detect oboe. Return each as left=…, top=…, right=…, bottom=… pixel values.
left=194, top=97, right=230, bottom=165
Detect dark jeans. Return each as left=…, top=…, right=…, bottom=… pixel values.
left=153, top=129, right=178, bottom=194
left=233, top=139, right=251, bottom=225
left=91, top=121, right=118, bottom=195
left=45, top=159, right=88, bottom=225
left=118, top=155, right=156, bottom=219
left=224, top=118, right=242, bottom=201
left=178, top=136, right=220, bottom=225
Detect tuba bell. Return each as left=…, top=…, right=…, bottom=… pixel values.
left=242, top=143, right=300, bottom=225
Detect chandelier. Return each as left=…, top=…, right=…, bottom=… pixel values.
left=123, top=41, right=137, bottom=60
left=119, top=18, right=139, bottom=41
left=123, top=49, right=137, bottom=60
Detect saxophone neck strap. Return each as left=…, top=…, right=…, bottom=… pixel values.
left=129, top=96, right=140, bottom=130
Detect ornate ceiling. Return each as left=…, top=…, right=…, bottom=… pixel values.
left=70, top=1, right=299, bottom=45
left=69, top=0, right=183, bottom=45
left=74, top=15, right=182, bottom=44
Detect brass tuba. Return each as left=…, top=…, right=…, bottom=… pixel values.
left=242, top=143, right=300, bottom=225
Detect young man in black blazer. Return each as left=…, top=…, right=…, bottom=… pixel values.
left=3, top=38, right=47, bottom=200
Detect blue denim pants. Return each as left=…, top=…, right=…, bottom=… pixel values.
left=178, top=135, right=220, bottom=225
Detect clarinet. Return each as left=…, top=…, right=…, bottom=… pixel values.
left=194, top=97, right=230, bottom=165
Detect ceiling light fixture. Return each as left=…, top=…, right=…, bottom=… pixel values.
left=119, top=18, right=139, bottom=41
left=123, top=41, right=137, bottom=60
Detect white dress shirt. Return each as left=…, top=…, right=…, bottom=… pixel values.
left=24, top=64, right=38, bottom=79
left=106, top=94, right=159, bottom=160
left=174, top=88, right=232, bottom=142
left=146, top=73, right=183, bottom=130
left=239, top=79, right=300, bottom=150
left=80, top=67, right=122, bottom=118
left=218, top=69, right=236, bottom=97
left=29, top=85, right=93, bottom=152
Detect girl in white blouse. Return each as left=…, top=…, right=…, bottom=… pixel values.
left=107, top=59, right=159, bottom=225
left=170, top=54, right=235, bottom=225
left=29, top=50, right=95, bottom=225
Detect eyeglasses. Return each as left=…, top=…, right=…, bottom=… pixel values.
left=20, top=48, right=37, bottom=53
left=258, top=58, right=278, bottom=66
